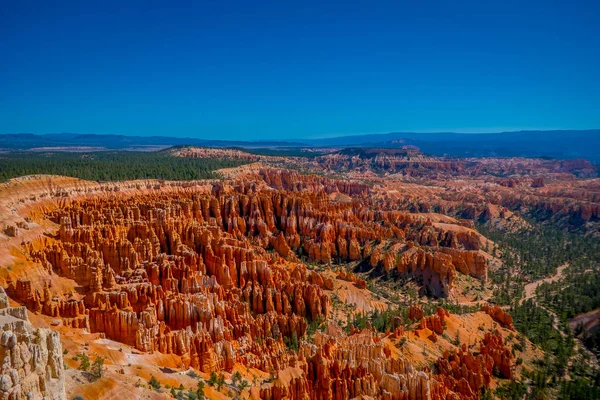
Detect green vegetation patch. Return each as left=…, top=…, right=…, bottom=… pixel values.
left=0, top=150, right=249, bottom=182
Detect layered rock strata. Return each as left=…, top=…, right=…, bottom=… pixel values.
left=0, top=288, right=65, bottom=400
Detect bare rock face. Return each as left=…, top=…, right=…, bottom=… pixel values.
left=336, top=271, right=367, bottom=289
left=0, top=288, right=65, bottom=400
left=260, top=327, right=433, bottom=400
left=481, top=304, right=514, bottom=330
left=2, top=225, right=19, bottom=238
left=407, top=304, right=424, bottom=321
left=480, top=331, right=514, bottom=379
left=434, top=331, right=514, bottom=398
left=439, top=248, right=487, bottom=281
left=394, top=247, right=457, bottom=297
left=419, top=307, right=449, bottom=335
left=316, top=148, right=465, bottom=177
left=270, top=232, right=293, bottom=258
left=531, top=177, right=546, bottom=188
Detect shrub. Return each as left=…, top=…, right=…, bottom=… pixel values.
left=216, top=373, right=225, bottom=390
left=90, top=356, right=104, bottom=380
left=148, top=375, right=161, bottom=390
left=77, top=353, right=90, bottom=372
left=231, top=371, right=242, bottom=385
left=208, top=371, right=218, bottom=386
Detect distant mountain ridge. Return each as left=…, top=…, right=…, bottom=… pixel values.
left=0, top=133, right=304, bottom=150
left=1, top=130, right=599, bottom=162
left=301, top=130, right=600, bottom=162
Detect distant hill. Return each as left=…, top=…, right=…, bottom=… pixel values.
left=1, top=130, right=599, bottom=162
left=0, top=133, right=304, bottom=151
left=302, top=130, right=600, bottom=162
left=334, top=147, right=422, bottom=158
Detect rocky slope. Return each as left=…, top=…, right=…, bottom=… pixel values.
left=0, top=169, right=543, bottom=399
left=173, top=147, right=600, bottom=233
left=166, top=147, right=600, bottom=234
left=315, top=148, right=597, bottom=178
left=0, top=287, right=65, bottom=400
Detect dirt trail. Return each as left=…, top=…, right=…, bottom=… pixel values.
left=521, top=264, right=568, bottom=336
left=522, top=264, right=599, bottom=368
left=523, top=263, right=568, bottom=300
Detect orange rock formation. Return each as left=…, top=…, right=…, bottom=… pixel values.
left=1, top=169, right=515, bottom=399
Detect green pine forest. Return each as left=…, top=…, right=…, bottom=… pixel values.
left=0, top=150, right=249, bottom=182
left=478, top=220, right=600, bottom=399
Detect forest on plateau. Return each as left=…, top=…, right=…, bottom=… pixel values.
left=0, top=150, right=249, bottom=182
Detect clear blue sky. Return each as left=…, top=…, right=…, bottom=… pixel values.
left=1, top=0, right=599, bottom=140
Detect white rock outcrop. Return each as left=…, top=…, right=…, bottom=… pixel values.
left=0, top=288, right=65, bottom=400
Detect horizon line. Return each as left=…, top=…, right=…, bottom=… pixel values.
left=1, top=127, right=599, bottom=142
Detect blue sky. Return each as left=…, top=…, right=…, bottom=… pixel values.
left=1, top=0, right=599, bottom=140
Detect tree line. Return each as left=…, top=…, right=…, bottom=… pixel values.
left=0, top=151, right=249, bottom=182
